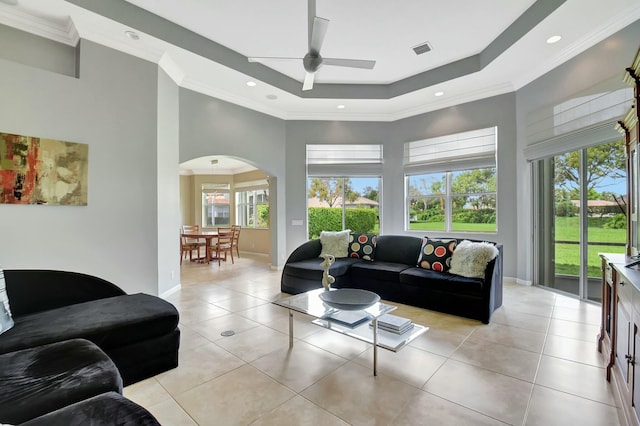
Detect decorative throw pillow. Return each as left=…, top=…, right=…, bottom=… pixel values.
left=348, top=233, right=377, bottom=260
left=0, top=267, right=14, bottom=335
left=417, top=238, right=458, bottom=272
left=449, top=240, right=499, bottom=278
left=320, top=230, right=351, bottom=258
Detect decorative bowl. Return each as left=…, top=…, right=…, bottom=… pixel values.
left=319, top=288, right=381, bottom=311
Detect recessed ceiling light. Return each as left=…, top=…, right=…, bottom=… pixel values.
left=125, top=31, right=140, bottom=40
left=266, top=94, right=278, bottom=100
left=434, top=91, right=444, bottom=97
left=546, top=35, right=562, bottom=44
left=337, top=104, right=345, bottom=109
left=246, top=81, right=257, bottom=87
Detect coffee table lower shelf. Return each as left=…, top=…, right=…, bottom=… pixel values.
left=312, top=318, right=429, bottom=352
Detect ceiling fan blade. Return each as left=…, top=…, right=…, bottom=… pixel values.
left=302, top=72, right=315, bottom=91
left=309, top=17, right=329, bottom=55
left=322, top=58, right=376, bottom=69
left=308, top=0, right=316, bottom=47
left=248, top=57, right=302, bottom=63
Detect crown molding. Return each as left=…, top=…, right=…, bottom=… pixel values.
left=0, top=4, right=78, bottom=45
left=180, top=76, right=288, bottom=120
left=512, top=2, right=640, bottom=90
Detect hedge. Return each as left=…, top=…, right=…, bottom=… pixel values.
left=308, top=207, right=377, bottom=239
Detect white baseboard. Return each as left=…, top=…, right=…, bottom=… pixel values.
left=515, top=278, right=533, bottom=286
left=160, top=283, right=181, bottom=299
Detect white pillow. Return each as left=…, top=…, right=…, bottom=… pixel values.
left=320, top=230, right=351, bottom=258
left=449, top=240, right=499, bottom=278
left=0, top=267, right=14, bottom=335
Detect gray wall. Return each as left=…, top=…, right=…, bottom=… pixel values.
left=157, top=68, right=181, bottom=295
left=393, top=93, right=518, bottom=277
left=0, top=39, right=164, bottom=295
left=284, top=120, right=391, bottom=256
left=178, top=89, right=287, bottom=267
left=515, top=20, right=640, bottom=283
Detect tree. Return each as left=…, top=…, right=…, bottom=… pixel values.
left=554, top=140, right=625, bottom=192
left=451, top=168, right=497, bottom=209
left=361, top=186, right=379, bottom=202
left=308, top=178, right=358, bottom=207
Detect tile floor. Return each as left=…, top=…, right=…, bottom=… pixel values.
left=124, top=253, right=621, bottom=425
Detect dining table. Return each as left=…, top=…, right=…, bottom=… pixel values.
left=181, top=230, right=218, bottom=264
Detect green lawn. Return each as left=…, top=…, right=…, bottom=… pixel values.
left=554, top=216, right=625, bottom=277
left=409, top=216, right=626, bottom=278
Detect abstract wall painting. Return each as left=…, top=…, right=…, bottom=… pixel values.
left=0, top=132, right=88, bottom=205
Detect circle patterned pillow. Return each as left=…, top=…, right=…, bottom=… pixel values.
left=348, top=233, right=377, bottom=261
left=417, top=238, right=458, bottom=271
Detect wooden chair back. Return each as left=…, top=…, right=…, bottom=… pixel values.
left=231, top=225, right=241, bottom=257
left=213, top=227, right=234, bottom=265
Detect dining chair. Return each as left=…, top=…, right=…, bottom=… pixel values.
left=180, top=231, right=201, bottom=264
left=231, top=225, right=241, bottom=258
left=211, top=227, right=234, bottom=266
left=182, top=225, right=206, bottom=260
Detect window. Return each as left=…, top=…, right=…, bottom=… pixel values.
left=306, top=144, right=383, bottom=239
left=202, top=184, right=230, bottom=227
left=236, top=188, right=269, bottom=228
left=404, top=127, right=497, bottom=233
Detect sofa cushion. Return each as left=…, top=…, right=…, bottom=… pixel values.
left=284, top=257, right=361, bottom=280
left=400, top=267, right=484, bottom=296
left=349, top=261, right=412, bottom=282
left=348, top=233, right=377, bottom=260
left=374, top=235, right=423, bottom=265
left=21, top=392, right=160, bottom=426
left=417, top=238, right=458, bottom=272
left=449, top=240, right=499, bottom=278
left=0, top=338, right=122, bottom=425
left=0, top=293, right=179, bottom=355
left=0, top=267, right=13, bottom=335
left=320, top=230, right=351, bottom=258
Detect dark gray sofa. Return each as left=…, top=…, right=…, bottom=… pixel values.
left=281, top=235, right=503, bottom=323
left=1, top=270, right=180, bottom=385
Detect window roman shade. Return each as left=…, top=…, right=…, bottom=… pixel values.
left=404, top=127, right=497, bottom=174
left=306, top=144, right=383, bottom=176
left=523, top=87, right=632, bottom=161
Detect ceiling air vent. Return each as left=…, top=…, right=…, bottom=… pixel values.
left=412, top=41, right=432, bottom=56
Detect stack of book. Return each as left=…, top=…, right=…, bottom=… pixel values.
left=374, top=314, right=413, bottom=334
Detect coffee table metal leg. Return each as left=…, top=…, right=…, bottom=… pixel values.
left=372, top=317, right=378, bottom=376
left=289, top=309, right=294, bottom=348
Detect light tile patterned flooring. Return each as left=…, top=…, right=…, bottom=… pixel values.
left=125, top=253, right=621, bottom=425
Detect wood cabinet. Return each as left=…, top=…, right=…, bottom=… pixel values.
left=599, top=254, right=640, bottom=426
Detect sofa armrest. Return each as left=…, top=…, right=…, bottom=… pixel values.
left=285, top=239, right=322, bottom=264
left=4, top=270, right=126, bottom=318
left=483, top=244, right=503, bottom=306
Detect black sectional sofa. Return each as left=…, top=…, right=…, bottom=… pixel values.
left=281, top=235, right=503, bottom=323
left=0, top=269, right=179, bottom=424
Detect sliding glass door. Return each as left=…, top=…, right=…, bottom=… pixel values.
left=534, top=140, right=626, bottom=301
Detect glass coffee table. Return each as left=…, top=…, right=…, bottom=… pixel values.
left=273, top=288, right=428, bottom=376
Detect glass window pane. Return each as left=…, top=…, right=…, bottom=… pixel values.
left=451, top=168, right=496, bottom=194
left=308, top=176, right=381, bottom=239
left=451, top=195, right=496, bottom=232
left=407, top=173, right=445, bottom=196
left=408, top=197, right=445, bottom=231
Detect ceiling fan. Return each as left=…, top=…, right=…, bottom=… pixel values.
left=247, top=0, right=376, bottom=91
